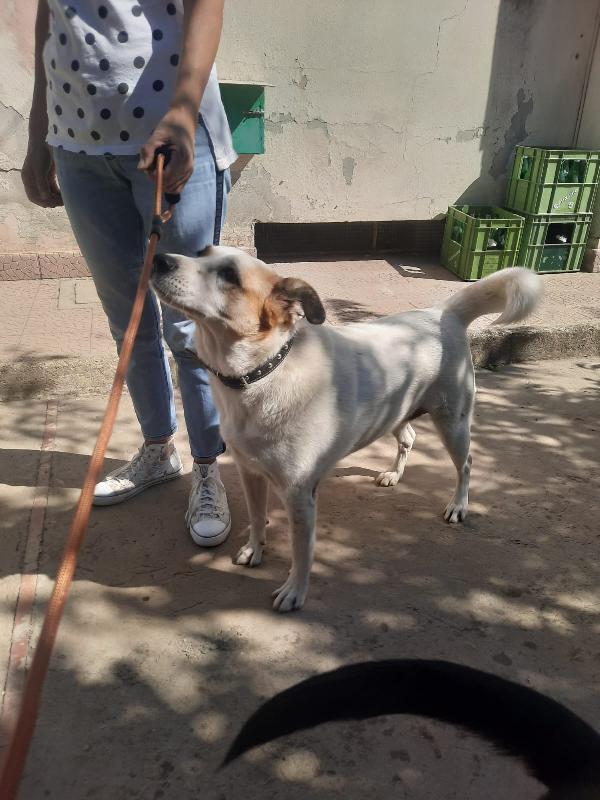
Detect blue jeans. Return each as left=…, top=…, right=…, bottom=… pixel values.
left=53, top=124, right=229, bottom=459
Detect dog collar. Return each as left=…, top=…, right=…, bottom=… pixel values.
left=187, top=336, right=295, bottom=390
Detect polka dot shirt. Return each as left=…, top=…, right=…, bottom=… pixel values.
left=44, top=1, right=236, bottom=168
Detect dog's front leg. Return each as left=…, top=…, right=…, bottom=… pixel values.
left=234, top=464, right=269, bottom=567
left=272, top=487, right=316, bottom=613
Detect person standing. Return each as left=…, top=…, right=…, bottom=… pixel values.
left=22, top=0, right=237, bottom=547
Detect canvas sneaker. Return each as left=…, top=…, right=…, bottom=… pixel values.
left=186, top=462, right=231, bottom=547
left=93, top=441, right=183, bottom=506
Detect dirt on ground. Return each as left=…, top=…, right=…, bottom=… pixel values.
left=1, top=357, right=599, bottom=799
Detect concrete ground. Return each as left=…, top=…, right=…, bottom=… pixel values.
left=1, top=260, right=600, bottom=798
left=1, top=258, right=600, bottom=400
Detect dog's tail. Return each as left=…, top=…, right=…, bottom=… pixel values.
left=222, top=659, right=600, bottom=793
left=442, top=267, right=542, bottom=327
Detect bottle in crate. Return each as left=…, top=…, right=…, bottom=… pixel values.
left=441, top=206, right=524, bottom=280
left=516, top=212, right=592, bottom=273
left=507, top=146, right=600, bottom=215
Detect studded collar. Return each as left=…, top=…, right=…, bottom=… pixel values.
left=188, top=336, right=296, bottom=390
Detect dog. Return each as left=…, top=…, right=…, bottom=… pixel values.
left=222, top=659, right=600, bottom=799
left=152, top=248, right=541, bottom=612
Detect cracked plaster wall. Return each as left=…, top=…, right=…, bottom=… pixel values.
left=1, top=0, right=599, bottom=253
left=577, top=10, right=600, bottom=251
left=218, top=0, right=599, bottom=248
left=1, top=1, right=81, bottom=253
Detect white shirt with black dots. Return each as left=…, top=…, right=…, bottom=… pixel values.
left=44, top=0, right=237, bottom=169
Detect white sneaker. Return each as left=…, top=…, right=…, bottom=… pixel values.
left=186, top=462, right=231, bottom=547
left=93, top=441, right=183, bottom=506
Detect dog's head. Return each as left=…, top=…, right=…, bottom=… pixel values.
left=151, top=246, right=325, bottom=340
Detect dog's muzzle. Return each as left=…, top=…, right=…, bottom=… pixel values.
left=152, top=253, right=179, bottom=275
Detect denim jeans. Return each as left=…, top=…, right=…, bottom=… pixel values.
left=53, top=124, right=229, bottom=459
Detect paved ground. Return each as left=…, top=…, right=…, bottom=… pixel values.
left=1, top=258, right=600, bottom=401
left=1, top=258, right=600, bottom=797
left=2, top=258, right=600, bottom=356
left=1, top=355, right=599, bottom=799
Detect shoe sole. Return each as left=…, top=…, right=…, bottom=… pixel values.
left=189, top=517, right=232, bottom=548
left=92, top=467, right=184, bottom=506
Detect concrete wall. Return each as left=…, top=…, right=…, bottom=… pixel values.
left=1, top=0, right=82, bottom=253
left=218, top=0, right=600, bottom=247
left=577, top=5, right=600, bottom=267
left=1, top=0, right=599, bottom=254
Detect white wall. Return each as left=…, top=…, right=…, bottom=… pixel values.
left=1, top=0, right=599, bottom=253
left=1, top=1, right=79, bottom=253
left=218, top=0, right=599, bottom=247
left=577, top=7, right=600, bottom=254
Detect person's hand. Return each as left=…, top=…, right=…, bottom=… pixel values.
left=21, top=141, right=63, bottom=208
left=138, top=106, right=197, bottom=195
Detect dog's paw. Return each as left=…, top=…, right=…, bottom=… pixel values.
left=272, top=577, right=307, bottom=613
left=234, top=543, right=263, bottom=567
left=375, top=470, right=402, bottom=487
left=443, top=502, right=467, bottom=524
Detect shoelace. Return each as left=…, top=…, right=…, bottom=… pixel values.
left=106, top=446, right=154, bottom=485
left=186, top=471, right=221, bottom=522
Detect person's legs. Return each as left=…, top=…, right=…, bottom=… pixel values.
left=121, top=122, right=232, bottom=545
left=54, top=131, right=232, bottom=541
left=126, top=122, right=229, bottom=462
left=53, top=148, right=183, bottom=505
left=53, top=148, right=178, bottom=444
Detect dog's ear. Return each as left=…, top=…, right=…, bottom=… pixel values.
left=270, top=277, right=326, bottom=326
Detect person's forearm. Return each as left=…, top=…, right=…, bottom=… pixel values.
left=138, top=0, right=225, bottom=190
left=22, top=0, right=62, bottom=207
left=171, top=0, right=224, bottom=119
left=29, top=0, right=50, bottom=143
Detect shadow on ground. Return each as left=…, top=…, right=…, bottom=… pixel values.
left=1, top=359, right=599, bottom=799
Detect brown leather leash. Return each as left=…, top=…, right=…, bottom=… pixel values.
left=0, top=152, right=177, bottom=799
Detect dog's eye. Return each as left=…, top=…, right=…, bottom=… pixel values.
left=217, top=264, right=241, bottom=287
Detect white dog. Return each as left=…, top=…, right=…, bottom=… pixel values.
left=152, top=248, right=542, bottom=612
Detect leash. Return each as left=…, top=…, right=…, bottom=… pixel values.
left=0, top=151, right=178, bottom=799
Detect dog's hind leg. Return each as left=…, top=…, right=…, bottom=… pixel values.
left=272, top=487, right=317, bottom=613
left=375, top=423, right=416, bottom=487
left=234, top=465, right=269, bottom=567
left=431, top=406, right=473, bottom=524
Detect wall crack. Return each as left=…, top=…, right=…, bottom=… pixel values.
left=421, top=0, right=470, bottom=78
left=0, top=100, right=26, bottom=120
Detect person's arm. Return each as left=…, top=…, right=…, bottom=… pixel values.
left=21, top=0, right=63, bottom=208
left=138, top=0, right=225, bottom=194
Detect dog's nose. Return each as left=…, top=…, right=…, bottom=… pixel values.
left=153, top=253, right=178, bottom=275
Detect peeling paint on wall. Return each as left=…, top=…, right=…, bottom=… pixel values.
left=264, top=112, right=294, bottom=134
left=456, top=126, right=485, bottom=143
left=342, top=157, right=356, bottom=186
left=220, top=0, right=598, bottom=247
left=305, top=118, right=330, bottom=138
left=292, top=57, right=309, bottom=90
left=2, top=0, right=598, bottom=253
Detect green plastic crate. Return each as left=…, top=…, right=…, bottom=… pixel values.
left=441, top=205, right=524, bottom=281
left=516, top=212, right=592, bottom=273
left=506, top=146, right=600, bottom=215
left=218, top=82, right=265, bottom=155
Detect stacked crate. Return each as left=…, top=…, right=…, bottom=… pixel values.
left=440, top=205, right=524, bottom=281
left=506, top=146, right=600, bottom=273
